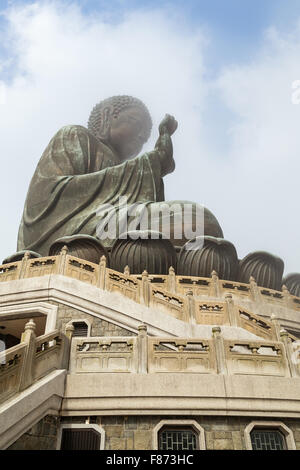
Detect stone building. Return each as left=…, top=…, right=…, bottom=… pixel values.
left=0, top=247, right=300, bottom=450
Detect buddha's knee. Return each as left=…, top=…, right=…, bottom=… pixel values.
left=146, top=200, right=223, bottom=248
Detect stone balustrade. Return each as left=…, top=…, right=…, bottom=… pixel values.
left=224, top=339, right=288, bottom=377
left=0, top=343, right=26, bottom=403
left=1, top=251, right=299, bottom=308
left=148, top=337, right=216, bottom=374
left=1, top=322, right=300, bottom=409
left=70, top=336, right=138, bottom=374
left=0, top=320, right=67, bottom=404
left=67, top=325, right=300, bottom=379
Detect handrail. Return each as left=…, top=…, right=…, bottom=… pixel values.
left=0, top=321, right=68, bottom=404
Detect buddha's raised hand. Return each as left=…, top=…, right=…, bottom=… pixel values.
left=152, top=114, right=177, bottom=177
left=159, top=114, right=178, bottom=136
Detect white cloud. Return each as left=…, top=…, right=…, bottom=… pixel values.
left=1, top=1, right=300, bottom=276
left=214, top=24, right=300, bottom=274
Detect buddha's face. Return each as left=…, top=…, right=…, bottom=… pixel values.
left=109, top=106, right=149, bottom=160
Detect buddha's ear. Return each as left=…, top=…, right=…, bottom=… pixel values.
left=100, top=106, right=113, bottom=140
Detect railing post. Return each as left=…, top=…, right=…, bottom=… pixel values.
left=141, top=270, right=150, bottom=307
left=18, top=251, right=30, bottom=279
left=63, top=323, right=75, bottom=370
left=58, top=245, right=68, bottom=275
left=212, top=326, right=227, bottom=374
left=124, top=265, right=130, bottom=276
left=137, top=324, right=148, bottom=374
left=270, top=314, right=282, bottom=341
left=19, top=319, right=36, bottom=391
left=211, top=270, right=220, bottom=297
left=186, top=290, right=196, bottom=324
left=280, top=329, right=299, bottom=377
left=249, top=276, right=261, bottom=304
left=225, top=293, right=239, bottom=327
left=282, top=284, right=292, bottom=309
left=167, top=266, right=176, bottom=293
left=98, top=255, right=107, bottom=290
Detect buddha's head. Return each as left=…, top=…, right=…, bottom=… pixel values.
left=88, top=95, right=152, bottom=161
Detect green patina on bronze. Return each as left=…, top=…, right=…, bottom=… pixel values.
left=17, top=95, right=223, bottom=257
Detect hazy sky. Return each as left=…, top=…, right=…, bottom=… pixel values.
left=1, top=0, right=300, bottom=275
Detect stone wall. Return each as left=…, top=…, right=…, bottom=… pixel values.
left=101, top=415, right=300, bottom=450
left=52, top=301, right=135, bottom=337
left=8, top=415, right=59, bottom=450
left=100, top=416, right=245, bottom=450
left=8, top=414, right=300, bottom=450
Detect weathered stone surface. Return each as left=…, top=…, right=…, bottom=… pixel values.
left=53, top=302, right=134, bottom=337
left=204, top=431, right=214, bottom=450
left=134, top=431, right=152, bottom=450
left=105, top=426, right=123, bottom=438
left=214, top=431, right=232, bottom=439
left=7, top=415, right=59, bottom=450
left=232, top=431, right=244, bottom=450
left=110, top=437, right=126, bottom=450
left=214, top=439, right=234, bottom=450
left=126, top=437, right=134, bottom=449
left=293, top=430, right=300, bottom=440
left=126, top=416, right=138, bottom=430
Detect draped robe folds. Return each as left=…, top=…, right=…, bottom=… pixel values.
left=17, top=125, right=165, bottom=256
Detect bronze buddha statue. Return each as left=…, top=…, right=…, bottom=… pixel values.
left=17, top=95, right=223, bottom=259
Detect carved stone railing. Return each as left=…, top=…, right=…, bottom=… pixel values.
left=0, top=262, right=20, bottom=282
left=148, top=337, right=216, bottom=374
left=106, top=270, right=140, bottom=302
left=150, top=288, right=187, bottom=322
left=70, top=336, right=138, bottom=374
left=237, top=308, right=275, bottom=340
left=34, top=331, right=64, bottom=381
left=68, top=325, right=300, bottom=378
left=0, top=251, right=296, bottom=304
left=1, top=251, right=300, bottom=334
left=224, top=339, right=289, bottom=377
left=0, top=343, right=26, bottom=403
left=193, top=300, right=229, bottom=326
left=0, top=320, right=69, bottom=405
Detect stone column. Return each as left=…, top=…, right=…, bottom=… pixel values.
left=249, top=276, right=261, bottom=305
left=137, top=324, right=148, bottom=374
left=124, top=265, right=130, bottom=276
left=186, top=290, right=196, bottom=324
left=270, top=314, right=282, bottom=341
left=280, top=329, right=299, bottom=378
left=141, top=270, right=150, bottom=307
left=20, top=319, right=36, bottom=391
left=282, top=284, right=292, bottom=309
left=225, top=293, right=239, bottom=327
left=18, top=251, right=30, bottom=279
left=98, top=255, right=107, bottom=290
left=63, top=323, right=75, bottom=370
left=167, top=266, right=176, bottom=294
left=212, top=326, right=227, bottom=375
left=58, top=245, right=68, bottom=275
left=210, top=270, right=220, bottom=298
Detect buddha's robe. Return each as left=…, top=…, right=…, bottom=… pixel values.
left=17, top=125, right=165, bottom=256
